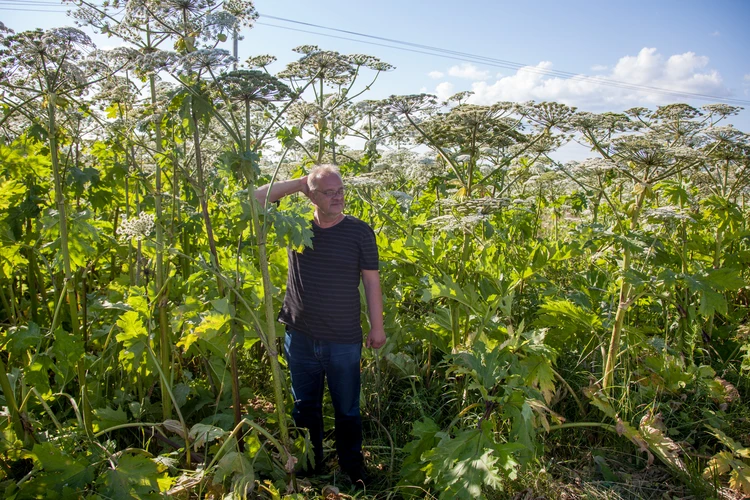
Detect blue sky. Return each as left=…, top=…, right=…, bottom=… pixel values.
left=3, top=0, right=750, bottom=155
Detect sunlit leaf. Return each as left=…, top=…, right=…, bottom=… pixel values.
left=97, top=454, right=161, bottom=500
left=93, top=406, right=128, bottom=433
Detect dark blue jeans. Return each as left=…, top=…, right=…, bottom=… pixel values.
left=284, top=329, right=363, bottom=471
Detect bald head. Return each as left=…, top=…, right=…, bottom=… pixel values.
left=307, top=164, right=342, bottom=191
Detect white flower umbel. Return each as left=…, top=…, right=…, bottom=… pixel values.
left=117, top=212, right=156, bottom=242
left=388, top=190, right=413, bottom=208
left=643, top=206, right=696, bottom=222
left=345, top=175, right=384, bottom=189
left=424, top=213, right=489, bottom=233
left=440, top=196, right=510, bottom=215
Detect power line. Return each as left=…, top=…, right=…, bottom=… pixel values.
left=258, top=14, right=750, bottom=107
left=0, top=1, right=67, bottom=5
left=0, top=1, right=67, bottom=7
left=0, top=0, right=69, bottom=3
left=0, top=7, right=67, bottom=12
left=3, top=4, right=748, bottom=106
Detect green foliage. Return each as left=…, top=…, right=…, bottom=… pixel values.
left=422, top=423, right=518, bottom=499
left=534, top=298, right=602, bottom=347
left=399, top=418, right=523, bottom=499
left=115, top=310, right=152, bottom=379
left=97, top=454, right=163, bottom=500
left=683, top=267, right=747, bottom=317
left=92, top=406, right=128, bottom=433
left=267, top=204, right=314, bottom=253
left=21, top=442, right=96, bottom=498
left=0, top=13, right=748, bottom=498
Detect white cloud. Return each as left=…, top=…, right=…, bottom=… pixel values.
left=434, top=81, right=455, bottom=101
left=664, top=52, right=710, bottom=80
left=447, top=63, right=490, bottom=80
left=712, top=30, right=720, bottom=37
left=428, top=71, right=444, bottom=79
left=591, top=64, right=608, bottom=72
left=426, top=47, right=730, bottom=111
left=744, top=74, right=750, bottom=82
left=610, top=47, right=664, bottom=84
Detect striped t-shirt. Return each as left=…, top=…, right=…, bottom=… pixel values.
left=278, top=215, right=379, bottom=343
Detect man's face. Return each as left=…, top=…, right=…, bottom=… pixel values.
left=311, top=173, right=345, bottom=217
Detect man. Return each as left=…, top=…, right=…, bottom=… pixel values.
left=254, top=164, right=386, bottom=486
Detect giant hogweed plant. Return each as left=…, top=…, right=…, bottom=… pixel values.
left=560, top=104, right=748, bottom=397
left=0, top=8, right=748, bottom=497
left=375, top=95, right=576, bottom=351
left=342, top=175, right=567, bottom=498
left=69, top=0, right=302, bottom=478
left=277, top=45, right=393, bottom=166
left=0, top=3, right=301, bottom=496
left=0, top=26, right=123, bottom=436
left=358, top=102, right=748, bottom=496
left=531, top=105, right=750, bottom=489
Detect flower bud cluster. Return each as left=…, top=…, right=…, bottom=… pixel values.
left=117, top=212, right=155, bottom=242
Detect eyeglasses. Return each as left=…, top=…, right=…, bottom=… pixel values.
left=315, top=187, right=346, bottom=198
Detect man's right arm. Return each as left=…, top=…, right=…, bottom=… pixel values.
left=254, top=176, right=309, bottom=206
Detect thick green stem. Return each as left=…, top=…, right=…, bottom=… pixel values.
left=602, top=188, right=646, bottom=396
left=253, top=219, right=290, bottom=452
left=150, top=73, right=172, bottom=420
left=454, top=152, right=477, bottom=348
left=0, top=356, right=25, bottom=439
left=26, top=219, right=39, bottom=324
left=223, top=101, right=263, bottom=436
left=676, top=177, right=691, bottom=358
left=450, top=303, right=461, bottom=352
left=48, top=92, right=91, bottom=433
left=547, top=422, right=618, bottom=433
left=244, top=152, right=290, bottom=460
left=0, top=279, right=12, bottom=323
left=125, top=169, right=135, bottom=285
left=704, top=227, right=724, bottom=343
left=110, top=204, right=120, bottom=282
left=316, top=77, right=325, bottom=164
left=191, top=107, right=223, bottom=294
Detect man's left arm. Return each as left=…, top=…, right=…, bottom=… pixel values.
left=362, top=269, right=386, bottom=349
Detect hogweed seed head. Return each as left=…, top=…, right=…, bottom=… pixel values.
left=245, top=54, right=276, bottom=68
left=203, top=11, right=241, bottom=39
left=174, top=49, right=234, bottom=74
left=702, top=103, right=743, bottom=118
left=214, top=69, right=294, bottom=104
left=280, top=47, right=355, bottom=85
left=705, top=125, right=748, bottom=143
left=388, top=190, right=413, bottom=208
left=654, top=103, right=701, bottom=121
left=568, top=158, right=618, bottom=175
